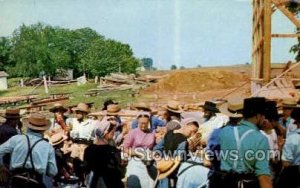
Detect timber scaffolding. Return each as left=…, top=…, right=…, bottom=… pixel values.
left=252, top=0, right=300, bottom=98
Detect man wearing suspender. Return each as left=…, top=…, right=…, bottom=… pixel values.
left=209, top=97, right=273, bottom=188
left=0, top=113, right=58, bottom=187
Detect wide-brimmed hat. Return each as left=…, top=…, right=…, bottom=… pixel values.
left=49, top=103, right=68, bottom=113
left=243, top=97, right=266, bottom=118
left=281, top=98, right=299, bottom=108
left=265, top=101, right=280, bottom=121
left=219, top=99, right=244, bottom=118
left=203, top=101, right=220, bottom=113
left=133, top=102, right=151, bottom=112
left=50, top=133, right=68, bottom=146
left=163, top=101, right=183, bottom=114
left=72, top=103, right=90, bottom=113
left=1, top=108, right=21, bottom=119
left=23, top=113, right=51, bottom=131
left=157, top=156, right=181, bottom=180
left=106, top=104, right=121, bottom=115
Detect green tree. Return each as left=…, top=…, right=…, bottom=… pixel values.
left=4, top=23, right=139, bottom=78
left=171, top=65, right=177, bottom=70
left=141, top=58, right=153, bottom=70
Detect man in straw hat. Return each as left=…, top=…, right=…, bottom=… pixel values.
left=131, top=102, right=165, bottom=131
left=49, top=133, right=73, bottom=187
left=69, top=102, right=96, bottom=142
left=68, top=102, right=98, bottom=186
left=48, top=103, right=70, bottom=135
left=208, top=97, right=272, bottom=188
left=163, top=101, right=183, bottom=131
left=279, top=98, right=298, bottom=130
left=104, top=103, right=127, bottom=146
left=0, top=113, right=57, bottom=187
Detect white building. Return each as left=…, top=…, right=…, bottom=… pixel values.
left=0, top=71, right=9, bottom=90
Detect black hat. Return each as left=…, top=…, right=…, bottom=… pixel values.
left=291, top=108, right=300, bottom=123
left=264, top=101, right=279, bottom=122
left=203, top=101, right=220, bottom=113
left=243, top=97, right=266, bottom=118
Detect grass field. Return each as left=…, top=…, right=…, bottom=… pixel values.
left=0, top=80, right=137, bottom=110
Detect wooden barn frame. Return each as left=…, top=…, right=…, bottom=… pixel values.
left=252, top=0, right=300, bottom=94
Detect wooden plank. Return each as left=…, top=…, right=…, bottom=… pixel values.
left=272, top=34, right=300, bottom=38
left=272, top=0, right=300, bottom=28
left=263, top=0, right=272, bottom=83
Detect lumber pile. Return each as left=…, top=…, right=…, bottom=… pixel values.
left=97, top=73, right=166, bottom=92
left=0, top=95, right=38, bottom=106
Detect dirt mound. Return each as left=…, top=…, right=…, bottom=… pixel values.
left=142, top=69, right=249, bottom=93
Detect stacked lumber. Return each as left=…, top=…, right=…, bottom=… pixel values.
left=96, top=73, right=166, bottom=92
left=0, top=95, right=38, bottom=106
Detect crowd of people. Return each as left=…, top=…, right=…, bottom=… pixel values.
left=0, top=97, right=299, bottom=188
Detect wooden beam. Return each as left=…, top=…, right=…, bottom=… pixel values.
left=272, top=0, right=300, bottom=28
left=251, top=62, right=300, bottom=97
left=272, top=34, right=300, bottom=38
left=264, top=0, right=272, bottom=83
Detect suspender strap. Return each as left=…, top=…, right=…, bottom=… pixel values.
left=22, top=135, right=44, bottom=171
left=177, top=161, right=204, bottom=177
left=233, top=127, right=255, bottom=172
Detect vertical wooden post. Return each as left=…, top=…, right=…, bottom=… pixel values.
left=263, top=0, right=272, bottom=83
left=43, top=76, right=49, bottom=94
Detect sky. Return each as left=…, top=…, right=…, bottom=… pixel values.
left=0, top=0, right=298, bottom=69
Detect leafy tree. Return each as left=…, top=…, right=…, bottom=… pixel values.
left=171, top=65, right=177, bottom=70
left=141, top=58, right=153, bottom=70
left=3, top=23, right=139, bottom=78
left=0, top=37, right=12, bottom=71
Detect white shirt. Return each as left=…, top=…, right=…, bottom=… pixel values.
left=286, top=119, right=298, bottom=137
left=69, top=118, right=97, bottom=140
left=260, top=129, right=278, bottom=159
left=199, top=113, right=229, bottom=143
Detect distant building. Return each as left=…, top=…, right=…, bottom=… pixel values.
left=0, top=71, right=9, bottom=90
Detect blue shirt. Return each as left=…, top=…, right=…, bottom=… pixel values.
left=282, top=129, right=300, bottom=165
left=0, top=130, right=58, bottom=177
left=279, top=117, right=292, bottom=129
left=131, top=116, right=165, bottom=131
left=219, top=120, right=271, bottom=176
left=177, top=158, right=209, bottom=188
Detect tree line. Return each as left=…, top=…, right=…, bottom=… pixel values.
left=0, top=23, right=140, bottom=78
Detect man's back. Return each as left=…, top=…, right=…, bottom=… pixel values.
left=0, top=131, right=57, bottom=177
left=219, top=120, right=271, bottom=176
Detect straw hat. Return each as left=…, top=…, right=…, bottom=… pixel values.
left=1, top=108, right=21, bottom=119
left=23, top=113, right=51, bottom=131
left=163, top=101, right=183, bottom=114
left=157, top=156, right=181, bottom=180
left=49, top=103, right=68, bottom=113
left=282, top=98, right=299, bottom=108
left=106, top=104, right=121, bottom=115
left=72, top=103, right=90, bottom=113
left=50, top=133, right=68, bottom=146
left=219, top=99, right=244, bottom=118
left=133, top=102, right=151, bottom=112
